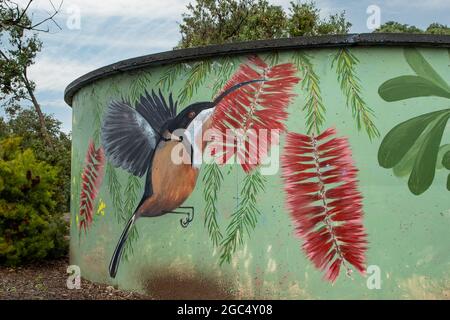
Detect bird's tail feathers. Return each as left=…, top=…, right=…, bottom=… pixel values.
left=109, top=213, right=137, bottom=278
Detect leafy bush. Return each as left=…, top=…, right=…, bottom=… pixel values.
left=0, top=137, right=68, bottom=266
left=0, top=109, right=71, bottom=213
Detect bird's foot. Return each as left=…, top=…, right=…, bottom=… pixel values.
left=180, top=216, right=192, bottom=228
left=179, top=207, right=194, bottom=228
left=170, top=207, right=194, bottom=228
left=180, top=212, right=194, bottom=228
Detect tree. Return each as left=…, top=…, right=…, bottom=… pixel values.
left=374, top=21, right=422, bottom=33
left=288, top=2, right=350, bottom=37
left=0, top=137, right=68, bottom=266
left=0, top=1, right=62, bottom=146
left=0, top=110, right=71, bottom=213
left=375, top=21, right=450, bottom=35
left=0, top=0, right=61, bottom=32
left=425, top=23, right=450, bottom=35
left=178, top=0, right=351, bottom=48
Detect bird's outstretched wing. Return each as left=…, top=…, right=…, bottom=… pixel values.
left=101, top=90, right=177, bottom=178
left=136, top=90, right=177, bottom=135
left=101, top=101, right=157, bottom=177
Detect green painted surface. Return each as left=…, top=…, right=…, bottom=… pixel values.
left=70, top=47, right=450, bottom=299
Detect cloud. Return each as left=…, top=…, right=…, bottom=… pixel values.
left=39, top=98, right=67, bottom=108
left=17, top=0, right=449, bottom=134
left=385, top=0, right=450, bottom=9
left=17, top=0, right=190, bottom=19
left=28, top=56, right=98, bottom=92
left=271, top=0, right=346, bottom=17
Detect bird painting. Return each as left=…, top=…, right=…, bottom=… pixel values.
left=101, top=79, right=263, bottom=278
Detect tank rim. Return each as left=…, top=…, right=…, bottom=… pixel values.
left=64, top=33, right=450, bottom=106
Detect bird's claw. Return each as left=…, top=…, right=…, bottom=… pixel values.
left=180, top=217, right=191, bottom=228
left=180, top=210, right=194, bottom=228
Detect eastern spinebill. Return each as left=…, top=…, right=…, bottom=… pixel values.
left=101, top=79, right=263, bottom=278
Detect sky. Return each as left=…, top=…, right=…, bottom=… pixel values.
left=10, top=0, right=450, bottom=133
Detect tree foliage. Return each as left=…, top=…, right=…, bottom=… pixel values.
left=0, top=137, right=68, bottom=266
left=0, top=8, right=41, bottom=112
left=375, top=21, right=450, bottom=35
left=0, top=109, right=71, bottom=213
left=288, top=1, right=350, bottom=36
left=178, top=0, right=351, bottom=48
left=0, top=0, right=61, bottom=145
left=425, top=23, right=450, bottom=35
left=0, top=0, right=61, bottom=32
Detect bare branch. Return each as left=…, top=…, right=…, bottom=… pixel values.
left=16, top=1, right=33, bottom=24
left=1, top=0, right=64, bottom=33
left=29, top=0, right=63, bottom=31
left=0, top=48, right=10, bottom=62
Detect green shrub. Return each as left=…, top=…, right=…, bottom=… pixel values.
left=0, top=137, right=68, bottom=266
left=0, top=109, right=72, bottom=213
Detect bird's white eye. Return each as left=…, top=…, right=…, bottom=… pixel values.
left=188, top=111, right=196, bottom=119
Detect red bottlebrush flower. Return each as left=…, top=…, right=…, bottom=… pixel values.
left=79, top=140, right=105, bottom=231
left=210, top=55, right=300, bottom=172
left=281, top=128, right=367, bottom=282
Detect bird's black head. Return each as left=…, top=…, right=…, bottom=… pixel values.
left=166, top=79, right=265, bottom=133
left=167, top=101, right=214, bottom=132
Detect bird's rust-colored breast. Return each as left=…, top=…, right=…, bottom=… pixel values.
left=138, top=140, right=198, bottom=217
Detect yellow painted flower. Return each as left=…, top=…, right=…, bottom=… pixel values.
left=97, top=200, right=106, bottom=216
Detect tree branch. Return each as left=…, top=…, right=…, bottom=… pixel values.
left=22, top=67, right=53, bottom=146
left=29, top=0, right=62, bottom=32
left=1, top=0, right=63, bottom=32
left=0, top=48, right=10, bottom=62
left=224, top=9, right=249, bottom=41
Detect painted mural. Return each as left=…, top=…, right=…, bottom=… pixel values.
left=378, top=48, right=450, bottom=195
left=70, top=47, right=450, bottom=299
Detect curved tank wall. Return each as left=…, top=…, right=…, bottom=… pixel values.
left=66, top=34, right=450, bottom=299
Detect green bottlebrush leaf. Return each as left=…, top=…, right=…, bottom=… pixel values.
left=122, top=175, right=142, bottom=261
left=404, top=48, right=450, bottom=91
left=202, top=163, right=224, bottom=247
left=123, top=175, right=141, bottom=214
left=378, top=109, right=449, bottom=169
left=71, top=149, right=82, bottom=228
left=378, top=75, right=450, bottom=102
left=106, top=162, right=124, bottom=224
left=219, top=169, right=266, bottom=265
left=129, top=71, right=153, bottom=105
left=265, top=51, right=279, bottom=66
left=292, top=51, right=326, bottom=134
left=156, top=64, right=185, bottom=91
left=178, top=60, right=212, bottom=105
left=212, top=57, right=237, bottom=98
left=91, top=89, right=103, bottom=146
left=122, top=224, right=139, bottom=260
left=447, top=174, right=450, bottom=191
left=408, top=113, right=450, bottom=195
left=332, top=48, right=379, bottom=139
left=113, top=82, right=122, bottom=96
left=442, top=150, right=450, bottom=170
